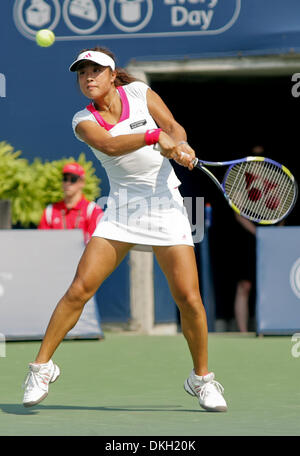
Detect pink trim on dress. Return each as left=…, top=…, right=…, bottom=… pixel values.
left=86, top=86, right=129, bottom=131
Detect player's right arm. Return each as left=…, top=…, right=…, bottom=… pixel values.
left=75, top=120, right=180, bottom=160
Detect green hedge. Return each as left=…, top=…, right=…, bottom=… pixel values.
left=0, top=141, right=101, bottom=227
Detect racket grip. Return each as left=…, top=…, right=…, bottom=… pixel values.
left=153, top=144, right=198, bottom=167
left=181, top=152, right=198, bottom=167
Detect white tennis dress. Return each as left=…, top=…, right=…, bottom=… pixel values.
left=72, top=81, right=193, bottom=248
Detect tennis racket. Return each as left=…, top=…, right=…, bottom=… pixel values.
left=190, top=156, right=298, bottom=224
left=155, top=146, right=297, bottom=224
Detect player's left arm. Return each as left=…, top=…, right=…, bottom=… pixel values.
left=146, top=88, right=195, bottom=170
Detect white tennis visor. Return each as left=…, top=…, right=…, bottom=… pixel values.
left=69, top=51, right=115, bottom=72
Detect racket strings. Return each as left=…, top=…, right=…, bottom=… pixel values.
left=229, top=162, right=293, bottom=220
left=258, top=164, right=292, bottom=219
left=224, top=160, right=295, bottom=222
left=235, top=162, right=292, bottom=220
left=244, top=161, right=284, bottom=218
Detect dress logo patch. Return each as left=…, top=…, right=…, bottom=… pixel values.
left=130, top=119, right=147, bottom=129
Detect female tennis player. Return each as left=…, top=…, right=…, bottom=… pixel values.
left=22, top=47, right=227, bottom=412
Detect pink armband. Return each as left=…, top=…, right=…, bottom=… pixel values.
left=144, top=128, right=162, bottom=145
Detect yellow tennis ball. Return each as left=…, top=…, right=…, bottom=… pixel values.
left=36, top=29, right=55, bottom=47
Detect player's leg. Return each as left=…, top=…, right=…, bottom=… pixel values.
left=23, top=237, right=132, bottom=407
left=35, top=237, right=133, bottom=363
left=153, top=244, right=227, bottom=412
left=153, top=245, right=208, bottom=375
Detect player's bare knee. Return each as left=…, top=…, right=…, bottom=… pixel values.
left=65, top=278, right=94, bottom=309
left=176, top=292, right=202, bottom=318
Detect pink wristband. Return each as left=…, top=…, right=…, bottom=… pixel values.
left=144, top=128, right=162, bottom=145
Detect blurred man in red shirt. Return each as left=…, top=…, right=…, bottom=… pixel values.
left=38, top=162, right=103, bottom=244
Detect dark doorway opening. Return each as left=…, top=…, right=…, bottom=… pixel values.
left=151, top=74, right=300, bottom=324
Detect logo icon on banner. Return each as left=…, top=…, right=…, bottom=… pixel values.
left=13, top=0, right=241, bottom=40
left=69, top=0, right=98, bottom=22
left=289, top=258, right=300, bottom=299
left=63, top=0, right=106, bottom=34
left=26, top=0, right=51, bottom=27
left=109, top=0, right=153, bottom=33
left=14, top=0, right=61, bottom=36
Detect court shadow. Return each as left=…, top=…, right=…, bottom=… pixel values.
left=0, top=403, right=205, bottom=415
left=0, top=403, right=39, bottom=415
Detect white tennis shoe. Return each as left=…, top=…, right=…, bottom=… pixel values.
left=184, top=370, right=227, bottom=412
left=22, top=359, right=60, bottom=407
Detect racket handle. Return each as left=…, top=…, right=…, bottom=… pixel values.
left=181, top=151, right=198, bottom=167
left=153, top=144, right=198, bottom=167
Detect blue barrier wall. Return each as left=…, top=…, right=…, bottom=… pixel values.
left=256, top=227, right=300, bottom=335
